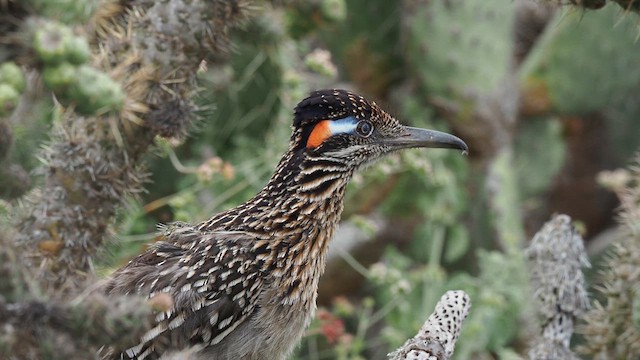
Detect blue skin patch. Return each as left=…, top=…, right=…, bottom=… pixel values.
left=328, top=116, right=358, bottom=135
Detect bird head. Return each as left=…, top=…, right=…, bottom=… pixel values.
left=292, top=89, right=468, bottom=170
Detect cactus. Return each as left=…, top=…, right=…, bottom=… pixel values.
left=0, top=84, right=19, bottom=117
left=0, top=62, right=26, bottom=93
left=455, top=249, right=531, bottom=356
left=63, top=64, right=124, bottom=114
left=31, top=20, right=90, bottom=66
left=577, top=159, right=640, bottom=357
left=285, top=0, right=347, bottom=39
left=405, top=0, right=514, bottom=101
left=520, top=3, right=640, bottom=115
left=525, top=214, right=589, bottom=359
left=42, top=62, right=76, bottom=91
left=0, top=291, right=158, bottom=360
left=0, top=61, right=24, bottom=118
left=487, top=149, right=526, bottom=252
left=24, top=0, right=101, bottom=24
left=0, top=0, right=257, bottom=356
left=540, top=0, right=640, bottom=13
left=5, top=0, right=254, bottom=290
left=403, top=0, right=526, bottom=253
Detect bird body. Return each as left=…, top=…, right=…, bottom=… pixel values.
left=104, top=89, right=467, bottom=359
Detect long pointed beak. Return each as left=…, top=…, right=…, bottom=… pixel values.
left=383, top=126, right=469, bottom=154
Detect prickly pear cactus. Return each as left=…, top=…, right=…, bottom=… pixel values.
left=520, top=3, right=640, bottom=114
left=405, top=0, right=515, bottom=99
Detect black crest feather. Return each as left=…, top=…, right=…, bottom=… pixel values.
left=293, top=89, right=374, bottom=128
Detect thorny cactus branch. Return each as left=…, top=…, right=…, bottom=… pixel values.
left=0, top=291, right=161, bottom=360
left=525, top=214, right=590, bottom=359
left=577, top=162, right=640, bottom=358
left=2, top=219, right=164, bottom=359
left=4, top=0, right=253, bottom=290
left=388, top=290, right=471, bottom=360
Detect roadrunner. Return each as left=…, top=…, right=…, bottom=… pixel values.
left=105, top=89, right=468, bottom=359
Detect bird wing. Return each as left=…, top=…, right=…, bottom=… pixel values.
left=105, top=222, right=269, bottom=359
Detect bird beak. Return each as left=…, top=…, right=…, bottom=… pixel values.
left=383, top=126, right=469, bottom=154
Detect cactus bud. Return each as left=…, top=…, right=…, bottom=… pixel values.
left=33, top=21, right=74, bottom=65
left=33, top=21, right=91, bottom=65
left=0, top=84, right=20, bottom=117
left=65, top=36, right=91, bottom=65
left=0, top=62, right=26, bottom=93
left=42, top=62, right=77, bottom=92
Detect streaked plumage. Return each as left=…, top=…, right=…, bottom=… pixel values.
left=104, top=89, right=468, bottom=359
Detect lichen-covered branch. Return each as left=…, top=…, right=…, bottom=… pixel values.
left=525, top=214, right=590, bottom=359
left=388, top=290, right=471, bottom=360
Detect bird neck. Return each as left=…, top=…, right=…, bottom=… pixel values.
left=201, top=147, right=354, bottom=239
left=198, top=148, right=354, bottom=304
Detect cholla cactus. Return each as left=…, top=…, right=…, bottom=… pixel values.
left=525, top=214, right=590, bottom=359
left=389, top=290, right=471, bottom=360
left=5, top=0, right=252, bottom=290
left=577, top=160, right=640, bottom=358
left=0, top=1, right=258, bottom=357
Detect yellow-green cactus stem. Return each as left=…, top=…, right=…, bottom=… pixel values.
left=42, top=62, right=77, bottom=92
left=66, top=65, right=124, bottom=115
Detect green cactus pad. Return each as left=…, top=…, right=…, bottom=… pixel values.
left=406, top=0, right=514, bottom=98
left=520, top=4, right=640, bottom=114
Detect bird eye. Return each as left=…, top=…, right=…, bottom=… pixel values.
left=356, top=120, right=374, bottom=138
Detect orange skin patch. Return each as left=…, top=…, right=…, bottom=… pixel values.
left=306, top=120, right=332, bottom=148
